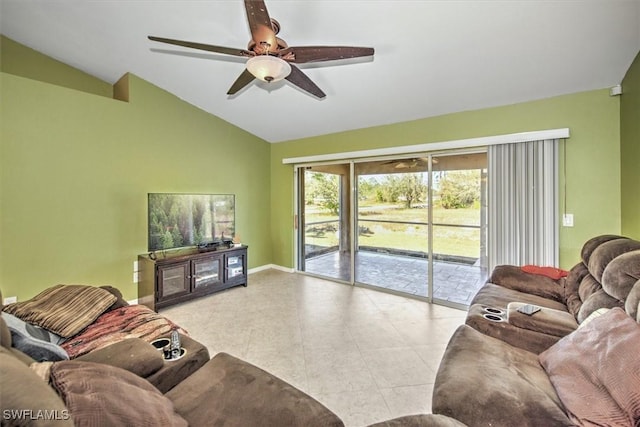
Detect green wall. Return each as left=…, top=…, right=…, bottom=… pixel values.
left=271, top=90, right=622, bottom=270
left=1, top=36, right=113, bottom=98
left=621, top=51, right=640, bottom=239
left=1, top=46, right=271, bottom=302
left=1, top=36, right=633, bottom=302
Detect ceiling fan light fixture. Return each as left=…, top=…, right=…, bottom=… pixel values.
left=246, top=55, right=291, bottom=83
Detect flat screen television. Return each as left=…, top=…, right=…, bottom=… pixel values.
left=148, top=193, right=235, bottom=252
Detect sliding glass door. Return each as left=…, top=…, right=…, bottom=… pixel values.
left=354, top=159, right=429, bottom=296
left=296, top=151, right=488, bottom=308
left=430, top=153, right=488, bottom=306
left=297, top=164, right=352, bottom=282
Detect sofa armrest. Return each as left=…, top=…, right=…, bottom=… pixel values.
left=490, top=265, right=565, bottom=302
left=145, top=334, right=210, bottom=393
left=167, top=352, right=343, bottom=427
left=507, top=303, right=578, bottom=337
left=432, top=325, right=573, bottom=427
left=75, top=338, right=164, bottom=378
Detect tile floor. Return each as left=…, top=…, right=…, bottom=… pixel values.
left=161, top=269, right=467, bottom=427
left=305, top=250, right=487, bottom=306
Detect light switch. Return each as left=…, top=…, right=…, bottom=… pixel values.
left=562, top=214, right=574, bottom=227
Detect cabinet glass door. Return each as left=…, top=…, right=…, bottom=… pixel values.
left=225, top=252, right=245, bottom=283
left=192, top=257, right=222, bottom=290
left=158, top=263, right=190, bottom=299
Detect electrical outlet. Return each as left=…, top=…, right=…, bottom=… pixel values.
left=562, top=214, right=574, bottom=227
left=133, top=260, right=139, bottom=272
left=133, top=272, right=139, bottom=283
left=3, top=296, right=17, bottom=304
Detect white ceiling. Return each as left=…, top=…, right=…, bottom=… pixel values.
left=2, top=1, right=639, bottom=143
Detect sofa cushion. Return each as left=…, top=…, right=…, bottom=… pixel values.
left=167, top=352, right=344, bottom=427
left=564, top=236, right=640, bottom=320
left=625, top=279, right=640, bottom=321
left=539, top=308, right=640, bottom=426
left=580, top=234, right=625, bottom=265
left=50, top=360, right=187, bottom=426
left=563, top=262, right=589, bottom=316
left=3, top=285, right=116, bottom=338
left=0, top=347, right=73, bottom=427
left=1, top=313, right=68, bottom=362
left=576, top=288, right=623, bottom=323
left=432, top=325, right=573, bottom=427
left=587, top=238, right=640, bottom=283
left=601, top=249, right=640, bottom=301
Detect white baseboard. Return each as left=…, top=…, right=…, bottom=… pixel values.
left=127, top=298, right=139, bottom=305
left=248, top=264, right=295, bottom=274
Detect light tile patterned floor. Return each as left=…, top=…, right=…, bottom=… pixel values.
left=305, top=250, right=488, bottom=306
left=161, top=269, right=467, bottom=427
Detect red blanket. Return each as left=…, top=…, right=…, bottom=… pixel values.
left=521, top=265, right=568, bottom=280
left=62, top=305, right=187, bottom=359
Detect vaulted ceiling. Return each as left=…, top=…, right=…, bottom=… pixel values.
left=2, top=0, right=639, bottom=143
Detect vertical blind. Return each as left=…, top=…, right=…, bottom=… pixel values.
left=487, top=139, right=559, bottom=271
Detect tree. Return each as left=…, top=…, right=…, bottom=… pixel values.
left=397, top=173, right=427, bottom=208
left=161, top=230, right=174, bottom=249
left=375, top=173, right=426, bottom=208
left=308, top=172, right=340, bottom=215
left=437, top=170, right=480, bottom=209
left=170, top=223, right=183, bottom=247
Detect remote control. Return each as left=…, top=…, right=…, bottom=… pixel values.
left=517, top=304, right=541, bottom=316
left=170, top=329, right=181, bottom=359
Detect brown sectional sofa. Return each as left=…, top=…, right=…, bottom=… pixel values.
left=432, top=235, right=640, bottom=426
left=0, top=285, right=351, bottom=426
left=1, top=285, right=463, bottom=426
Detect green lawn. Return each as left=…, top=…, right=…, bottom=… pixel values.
left=304, top=203, right=481, bottom=258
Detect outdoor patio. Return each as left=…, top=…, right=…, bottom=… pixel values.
left=304, top=250, right=488, bottom=306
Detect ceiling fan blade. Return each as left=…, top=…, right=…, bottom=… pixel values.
left=243, top=0, right=277, bottom=53
left=148, top=36, right=253, bottom=57
left=227, top=69, right=256, bottom=95
left=280, top=46, right=374, bottom=63
left=285, top=64, right=326, bottom=99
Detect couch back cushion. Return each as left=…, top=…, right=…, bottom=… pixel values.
left=625, top=279, right=640, bottom=322
left=587, top=239, right=640, bottom=283
left=601, top=250, right=640, bottom=301
left=564, top=236, right=640, bottom=322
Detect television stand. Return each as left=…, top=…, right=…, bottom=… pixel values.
left=137, top=245, right=248, bottom=311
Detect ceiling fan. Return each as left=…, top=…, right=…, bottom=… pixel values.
left=382, top=158, right=433, bottom=169
left=148, top=0, right=375, bottom=99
